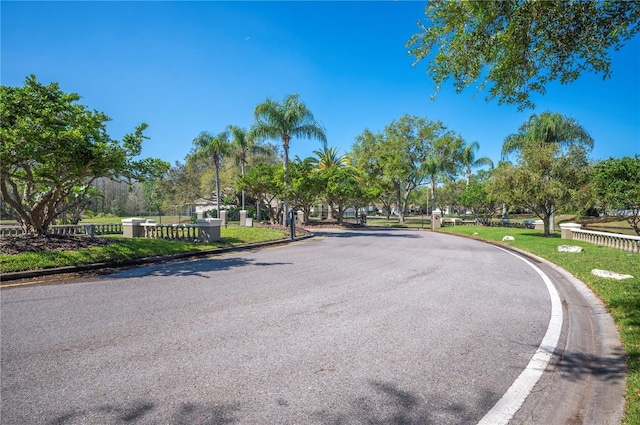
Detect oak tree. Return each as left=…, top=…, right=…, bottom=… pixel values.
left=1, top=75, right=167, bottom=234
left=408, top=1, right=640, bottom=109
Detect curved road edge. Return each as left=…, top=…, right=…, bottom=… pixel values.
left=443, top=233, right=627, bottom=424
left=478, top=246, right=564, bottom=425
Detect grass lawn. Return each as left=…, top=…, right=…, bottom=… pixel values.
left=438, top=225, right=640, bottom=425
left=0, top=226, right=288, bottom=274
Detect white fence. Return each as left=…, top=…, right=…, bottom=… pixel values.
left=569, top=228, right=640, bottom=253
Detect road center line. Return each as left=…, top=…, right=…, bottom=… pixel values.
left=477, top=247, right=564, bottom=425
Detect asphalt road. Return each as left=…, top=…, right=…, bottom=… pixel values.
left=0, top=229, right=626, bottom=424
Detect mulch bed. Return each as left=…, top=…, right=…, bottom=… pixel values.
left=0, top=234, right=119, bottom=255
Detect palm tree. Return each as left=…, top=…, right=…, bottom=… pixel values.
left=421, top=156, right=443, bottom=214
left=251, top=94, right=326, bottom=222
left=502, top=112, right=594, bottom=159
left=310, top=140, right=349, bottom=219
left=460, top=141, right=494, bottom=185
left=191, top=131, right=232, bottom=219
left=311, top=140, right=349, bottom=170
left=227, top=125, right=272, bottom=211
left=501, top=112, right=594, bottom=233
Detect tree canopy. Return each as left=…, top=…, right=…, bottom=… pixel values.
left=0, top=75, right=168, bottom=234
left=352, top=115, right=455, bottom=222
left=593, top=155, right=640, bottom=235
left=408, top=0, right=640, bottom=109
left=495, top=112, right=593, bottom=236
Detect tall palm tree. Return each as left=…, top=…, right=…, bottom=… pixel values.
left=421, top=156, right=443, bottom=214
left=460, top=141, right=494, bottom=185
left=501, top=112, right=594, bottom=232
left=251, top=94, right=326, bottom=222
left=227, top=125, right=272, bottom=210
left=191, top=131, right=232, bottom=219
left=502, top=112, right=594, bottom=160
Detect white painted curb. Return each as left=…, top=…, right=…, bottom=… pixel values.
left=477, top=247, right=564, bottom=425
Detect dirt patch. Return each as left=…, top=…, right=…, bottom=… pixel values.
left=0, top=234, right=120, bottom=255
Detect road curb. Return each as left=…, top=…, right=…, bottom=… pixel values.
left=438, top=231, right=627, bottom=424
left=1, top=234, right=315, bottom=283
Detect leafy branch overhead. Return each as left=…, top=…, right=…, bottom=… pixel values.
left=407, top=0, right=640, bottom=109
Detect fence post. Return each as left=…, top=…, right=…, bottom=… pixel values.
left=121, top=218, right=145, bottom=238
left=197, top=218, right=222, bottom=242
left=559, top=222, right=582, bottom=240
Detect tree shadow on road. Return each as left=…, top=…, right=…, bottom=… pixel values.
left=45, top=399, right=240, bottom=425
left=43, top=381, right=498, bottom=425
left=556, top=348, right=627, bottom=383
left=104, top=256, right=292, bottom=279
left=314, top=380, right=498, bottom=425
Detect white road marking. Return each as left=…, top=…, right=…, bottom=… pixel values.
left=478, top=247, right=564, bottom=425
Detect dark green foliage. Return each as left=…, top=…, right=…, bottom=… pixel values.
left=593, top=155, right=640, bottom=235
left=1, top=75, right=168, bottom=234
left=408, top=1, right=640, bottom=109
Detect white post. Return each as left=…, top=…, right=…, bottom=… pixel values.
left=219, top=210, right=228, bottom=226
left=559, top=222, right=582, bottom=240
left=121, top=218, right=145, bottom=238
left=196, top=218, right=222, bottom=242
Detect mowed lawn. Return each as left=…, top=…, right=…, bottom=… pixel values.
left=0, top=226, right=289, bottom=274
left=438, top=225, right=640, bottom=425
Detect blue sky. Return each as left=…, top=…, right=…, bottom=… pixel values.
left=2, top=1, right=639, bottom=169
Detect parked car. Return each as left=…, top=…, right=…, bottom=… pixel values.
left=523, top=219, right=535, bottom=229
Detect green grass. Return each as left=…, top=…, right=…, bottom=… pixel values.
left=439, top=225, right=640, bottom=425
left=1, top=227, right=288, bottom=274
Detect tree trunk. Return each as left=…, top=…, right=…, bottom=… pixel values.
left=396, top=183, right=404, bottom=223
left=543, top=215, right=551, bottom=237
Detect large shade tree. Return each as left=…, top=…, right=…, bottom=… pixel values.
left=592, top=155, right=640, bottom=235
left=408, top=1, right=640, bottom=110
left=251, top=94, right=326, bottom=222
left=237, top=162, right=285, bottom=225
left=353, top=115, right=450, bottom=223
left=497, top=112, right=594, bottom=236
left=0, top=75, right=167, bottom=234
left=352, top=129, right=396, bottom=219
left=420, top=134, right=464, bottom=214
left=287, top=157, right=325, bottom=224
